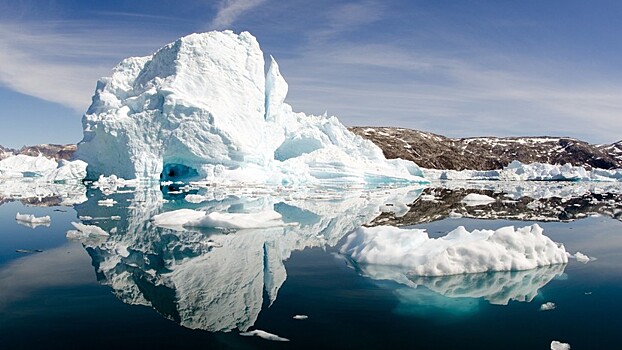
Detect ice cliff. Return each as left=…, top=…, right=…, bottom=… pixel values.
left=76, top=31, right=425, bottom=185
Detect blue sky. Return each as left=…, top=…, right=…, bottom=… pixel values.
left=0, top=0, right=621, bottom=147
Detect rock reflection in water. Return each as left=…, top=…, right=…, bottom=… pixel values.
left=72, top=183, right=424, bottom=332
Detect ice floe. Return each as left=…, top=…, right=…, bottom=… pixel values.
left=340, top=224, right=568, bottom=276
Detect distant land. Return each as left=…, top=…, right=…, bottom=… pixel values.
left=350, top=127, right=622, bottom=170
left=2, top=127, right=621, bottom=171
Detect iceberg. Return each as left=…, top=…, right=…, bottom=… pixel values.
left=340, top=224, right=568, bottom=276
left=75, top=31, right=425, bottom=186
left=425, top=160, right=622, bottom=182
left=0, top=154, right=86, bottom=182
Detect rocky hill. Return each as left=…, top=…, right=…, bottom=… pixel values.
left=351, top=127, right=622, bottom=170
left=0, top=144, right=76, bottom=161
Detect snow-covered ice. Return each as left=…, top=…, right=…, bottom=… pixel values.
left=551, top=340, right=571, bottom=350
left=239, top=329, right=289, bottom=342
left=460, top=193, right=496, bottom=206
left=66, top=222, right=110, bottom=240
left=76, top=30, right=426, bottom=186
left=97, top=198, right=118, bottom=207
left=152, top=208, right=291, bottom=229
left=425, top=160, right=622, bottom=182
left=340, top=224, right=568, bottom=276
left=0, top=154, right=86, bottom=182
left=572, top=251, right=591, bottom=263
left=15, top=213, right=51, bottom=228
left=540, top=302, right=556, bottom=311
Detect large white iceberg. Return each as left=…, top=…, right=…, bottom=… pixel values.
left=75, top=31, right=425, bottom=185
left=340, top=224, right=568, bottom=276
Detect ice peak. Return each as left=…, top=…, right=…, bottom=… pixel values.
left=76, top=30, right=426, bottom=185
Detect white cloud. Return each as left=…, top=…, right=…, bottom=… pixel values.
left=0, top=21, right=172, bottom=112
left=209, top=0, right=268, bottom=29
left=277, top=40, right=622, bottom=144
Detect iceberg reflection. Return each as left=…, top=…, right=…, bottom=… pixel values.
left=72, top=183, right=424, bottom=332
left=355, top=263, right=566, bottom=317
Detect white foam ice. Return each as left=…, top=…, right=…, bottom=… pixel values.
left=340, top=224, right=568, bottom=276
left=75, top=31, right=426, bottom=187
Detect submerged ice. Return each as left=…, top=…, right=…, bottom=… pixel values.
left=76, top=30, right=425, bottom=186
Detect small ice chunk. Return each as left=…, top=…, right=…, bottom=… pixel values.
left=239, top=330, right=289, bottom=342
left=540, top=302, right=556, bottom=311
left=15, top=213, right=51, bottom=228
left=98, top=198, right=117, bottom=207
left=573, top=252, right=591, bottom=263
left=551, top=340, right=571, bottom=350
left=293, top=315, right=308, bottom=320
left=448, top=211, right=463, bottom=218
left=461, top=193, right=495, bottom=206
left=66, top=222, right=109, bottom=239
left=185, top=194, right=207, bottom=203
left=111, top=216, right=121, bottom=220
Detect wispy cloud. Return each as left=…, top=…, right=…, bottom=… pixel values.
left=279, top=41, right=622, bottom=143
left=309, top=0, right=384, bottom=42
left=209, top=0, right=268, bottom=29
left=0, top=21, right=172, bottom=112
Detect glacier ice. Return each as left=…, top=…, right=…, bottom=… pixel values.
left=340, top=224, right=568, bottom=276
left=75, top=30, right=426, bottom=186
left=239, top=329, right=290, bottom=342
left=15, top=212, right=52, bottom=228
left=425, top=160, right=622, bottom=182
left=0, top=154, right=86, bottom=183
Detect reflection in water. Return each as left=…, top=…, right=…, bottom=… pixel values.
left=357, top=263, right=566, bottom=317
left=72, top=183, right=424, bottom=332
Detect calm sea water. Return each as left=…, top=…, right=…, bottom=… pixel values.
left=0, top=184, right=620, bottom=349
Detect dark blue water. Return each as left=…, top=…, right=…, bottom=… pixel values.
left=0, top=189, right=620, bottom=349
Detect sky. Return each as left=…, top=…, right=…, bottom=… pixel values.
left=0, top=0, right=621, bottom=148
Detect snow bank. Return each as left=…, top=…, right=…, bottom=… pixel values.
left=340, top=224, right=568, bottom=276
left=152, top=208, right=290, bottom=229
left=76, top=30, right=426, bottom=186
left=0, top=155, right=86, bottom=182
left=425, top=160, right=622, bottom=182
left=239, top=329, right=289, bottom=342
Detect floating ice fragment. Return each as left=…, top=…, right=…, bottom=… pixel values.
left=152, top=208, right=293, bottom=230
left=340, top=224, right=568, bottom=276
left=239, top=329, right=290, bottom=342
left=540, top=302, right=556, bottom=311
left=66, top=222, right=109, bottom=239
left=293, top=315, right=308, bottom=320
left=551, top=340, right=571, bottom=350
left=461, top=193, right=496, bottom=206
left=98, top=198, right=117, bottom=207
left=572, top=252, right=591, bottom=263
left=15, top=213, right=51, bottom=228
